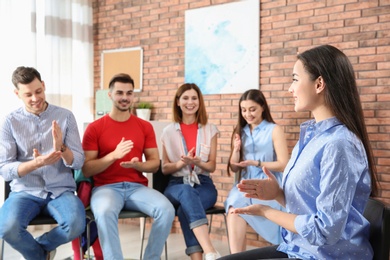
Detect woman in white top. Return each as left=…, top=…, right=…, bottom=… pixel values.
left=161, top=83, right=220, bottom=260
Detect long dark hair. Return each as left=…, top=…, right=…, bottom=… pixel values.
left=298, top=44, right=378, bottom=196
left=227, top=89, right=274, bottom=177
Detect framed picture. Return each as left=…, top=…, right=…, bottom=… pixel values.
left=185, top=0, right=259, bottom=94
left=101, top=47, right=143, bottom=91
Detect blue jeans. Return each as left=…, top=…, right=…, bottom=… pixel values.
left=0, top=191, right=85, bottom=260
left=164, top=175, right=217, bottom=255
left=90, top=182, right=175, bottom=260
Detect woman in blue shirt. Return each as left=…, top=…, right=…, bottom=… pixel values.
left=220, top=45, right=378, bottom=259
left=225, top=89, right=289, bottom=253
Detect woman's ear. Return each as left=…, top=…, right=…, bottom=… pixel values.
left=316, top=76, right=325, bottom=94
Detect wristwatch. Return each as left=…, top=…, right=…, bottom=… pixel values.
left=257, top=159, right=261, bottom=167
left=60, top=144, right=67, bottom=153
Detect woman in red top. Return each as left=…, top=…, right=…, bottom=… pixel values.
left=161, top=83, right=221, bottom=260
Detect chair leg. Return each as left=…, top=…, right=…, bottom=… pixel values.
left=208, top=214, right=213, bottom=233
left=139, top=217, right=146, bottom=260
left=222, top=213, right=231, bottom=254
left=86, top=219, right=92, bottom=260
left=208, top=213, right=231, bottom=254
left=165, top=241, right=168, bottom=260
left=0, top=238, right=4, bottom=260
left=76, top=235, right=84, bottom=260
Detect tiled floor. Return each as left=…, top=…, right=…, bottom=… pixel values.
left=2, top=222, right=251, bottom=259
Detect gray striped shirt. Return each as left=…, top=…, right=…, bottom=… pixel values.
left=0, top=103, right=84, bottom=199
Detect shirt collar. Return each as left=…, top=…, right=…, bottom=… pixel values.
left=22, top=102, right=51, bottom=117
left=243, top=119, right=268, bottom=136
left=174, top=122, right=202, bottom=131
left=300, top=117, right=342, bottom=133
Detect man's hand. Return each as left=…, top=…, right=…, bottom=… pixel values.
left=120, top=157, right=140, bottom=168
left=33, top=148, right=62, bottom=168
left=52, top=120, right=63, bottom=151
left=112, top=137, right=133, bottom=160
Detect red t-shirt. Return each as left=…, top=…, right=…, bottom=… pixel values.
left=180, top=122, right=198, bottom=155
left=82, top=115, right=157, bottom=187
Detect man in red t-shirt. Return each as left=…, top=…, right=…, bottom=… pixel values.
left=82, top=73, right=175, bottom=260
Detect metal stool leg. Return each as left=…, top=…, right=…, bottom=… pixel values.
left=0, top=239, right=5, bottom=259
left=139, top=217, right=146, bottom=260
left=85, top=215, right=93, bottom=260
left=222, top=213, right=230, bottom=254
left=165, top=241, right=168, bottom=260
left=208, top=212, right=231, bottom=254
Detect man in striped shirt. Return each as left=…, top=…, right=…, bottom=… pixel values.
left=0, top=66, right=86, bottom=260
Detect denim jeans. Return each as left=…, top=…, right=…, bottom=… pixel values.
left=0, top=191, right=85, bottom=260
left=164, top=174, right=217, bottom=255
left=90, top=182, right=175, bottom=260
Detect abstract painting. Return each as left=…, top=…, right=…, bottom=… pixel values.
left=185, top=0, right=259, bottom=94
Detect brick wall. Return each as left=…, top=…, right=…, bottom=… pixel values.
left=92, top=0, right=390, bottom=247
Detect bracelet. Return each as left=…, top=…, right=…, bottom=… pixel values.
left=257, top=159, right=261, bottom=167
left=60, top=144, right=67, bottom=153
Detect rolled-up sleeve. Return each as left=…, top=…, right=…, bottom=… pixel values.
left=62, top=112, right=85, bottom=169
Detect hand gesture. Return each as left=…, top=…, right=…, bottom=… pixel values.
left=233, top=134, right=241, bottom=152
left=231, top=204, right=270, bottom=217
left=52, top=120, right=63, bottom=151
left=33, top=148, right=62, bottom=167
left=231, top=160, right=253, bottom=168
left=120, top=157, right=140, bottom=168
left=112, top=137, right=133, bottom=160
left=237, top=166, right=280, bottom=201
left=180, top=147, right=200, bottom=165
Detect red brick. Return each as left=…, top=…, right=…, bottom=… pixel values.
left=93, top=0, right=390, bottom=243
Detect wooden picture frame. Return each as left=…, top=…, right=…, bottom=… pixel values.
left=101, top=47, right=143, bottom=91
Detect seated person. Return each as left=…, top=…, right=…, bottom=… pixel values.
left=219, top=45, right=377, bottom=260
left=0, top=66, right=85, bottom=260
left=82, top=73, right=175, bottom=260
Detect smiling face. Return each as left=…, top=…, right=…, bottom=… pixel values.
left=289, top=59, right=322, bottom=113
left=14, top=77, right=47, bottom=115
left=109, top=81, right=134, bottom=112
left=240, top=99, right=264, bottom=126
left=177, top=88, right=199, bottom=117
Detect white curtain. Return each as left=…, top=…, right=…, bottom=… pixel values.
left=0, top=0, right=94, bottom=203
left=0, top=0, right=94, bottom=134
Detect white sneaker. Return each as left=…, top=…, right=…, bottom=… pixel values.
left=46, top=249, right=56, bottom=260
left=204, top=251, right=221, bottom=260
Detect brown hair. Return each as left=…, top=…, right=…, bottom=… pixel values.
left=172, top=83, right=208, bottom=125
left=12, top=66, right=42, bottom=89
left=227, top=89, right=275, bottom=177
left=108, top=73, right=134, bottom=91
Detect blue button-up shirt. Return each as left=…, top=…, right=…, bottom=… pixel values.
left=278, top=117, right=372, bottom=259
left=0, top=103, right=84, bottom=199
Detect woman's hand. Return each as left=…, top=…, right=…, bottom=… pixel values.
left=237, top=166, right=282, bottom=201
left=233, top=133, right=241, bottom=152
left=181, top=147, right=200, bottom=165
left=231, top=204, right=271, bottom=217
left=231, top=159, right=257, bottom=168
